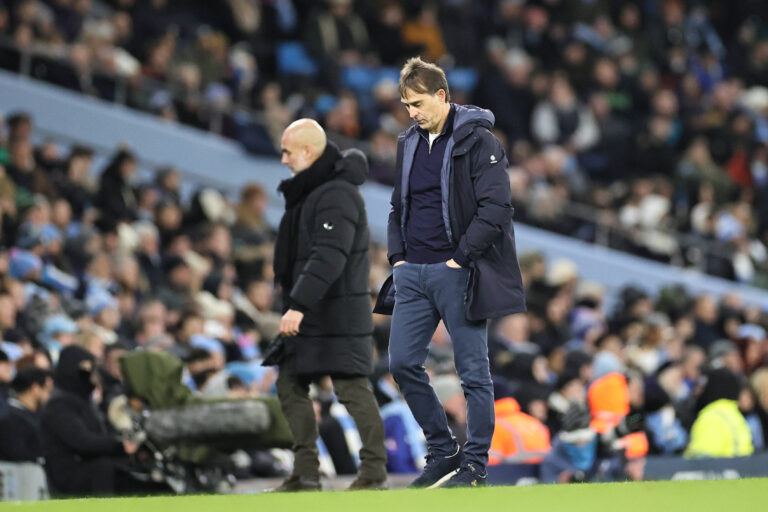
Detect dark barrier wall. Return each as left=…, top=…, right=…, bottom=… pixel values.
left=643, top=453, right=768, bottom=481
left=486, top=453, right=768, bottom=485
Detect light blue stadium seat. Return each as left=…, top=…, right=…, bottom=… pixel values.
left=341, top=66, right=378, bottom=92
left=446, top=68, right=478, bottom=93
left=276, top=41, right=318, bottom=76
left=377, top=67, right=400, bottom=85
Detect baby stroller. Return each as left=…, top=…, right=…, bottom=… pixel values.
left=108, top=351, right=292, bottom=494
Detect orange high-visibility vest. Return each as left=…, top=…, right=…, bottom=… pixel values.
left=617, top=432, right=649, bottom=459
left=588, top=372, right=630, bottom=434
left=488, top=398, right=551, bottom=465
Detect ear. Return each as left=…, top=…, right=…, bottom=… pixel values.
left=436, top=89, right=447, bottom=103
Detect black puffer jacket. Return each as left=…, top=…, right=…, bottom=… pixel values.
left=277, top=144, right=374, bottom=377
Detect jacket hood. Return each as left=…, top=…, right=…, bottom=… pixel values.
left=54, top=345, right=97, bottom=398
left=452, top=104, right=495, bottom=134
left=333, top=148, right=369, bottom=186
left=120, top=350, right=198, bottom=408
left=278, top=142, right=368, bottom=208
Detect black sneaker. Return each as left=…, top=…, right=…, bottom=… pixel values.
left=408, top=445, right=462, bottom=489
left=441, top=463, right=487, bottom=488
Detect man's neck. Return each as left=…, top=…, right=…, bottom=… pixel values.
left=16, top=393, right=37, bottom=412
left=430, top=103, right=452, bottom=134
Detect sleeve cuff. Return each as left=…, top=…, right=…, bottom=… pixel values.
left=452, top=248, right=471, bottom=268
left=287, top=297, right=308, bottom=313
left=389, top=253, right=405, bottom=266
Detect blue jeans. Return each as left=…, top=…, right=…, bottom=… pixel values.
left=388, top=262, right=494, bottom=470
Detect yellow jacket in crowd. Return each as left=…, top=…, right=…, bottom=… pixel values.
left=685, top=399, right=753, bottom=458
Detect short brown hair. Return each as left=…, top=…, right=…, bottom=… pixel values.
left=241, top=183, right=265, bottom=201
left=398, top=57, right=450, bottom=101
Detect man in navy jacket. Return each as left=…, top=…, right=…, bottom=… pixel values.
left=375, top=57, right=526, bottom=488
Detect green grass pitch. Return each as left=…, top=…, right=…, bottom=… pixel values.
left=3, top=478, right=767, bottom=512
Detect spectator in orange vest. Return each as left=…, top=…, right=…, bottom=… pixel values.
left=588, top=372, right=630, bottom=434
left=488, top=397, right=551, bottom=465
left=587, top=371, right=650, bottom=482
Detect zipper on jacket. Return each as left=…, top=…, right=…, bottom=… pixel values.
left=419, top=132, right=432, bottom=154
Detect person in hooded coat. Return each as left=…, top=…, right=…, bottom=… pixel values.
left=39, top=345, right=143, bottom=495
left=374, top=56, right=525, bottom=490
left=271, top=119, right=386, bottom=492
left=685, top=368, right=754, bottom=458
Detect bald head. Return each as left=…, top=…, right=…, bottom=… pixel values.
left=280, top=119, right=327, bottom=175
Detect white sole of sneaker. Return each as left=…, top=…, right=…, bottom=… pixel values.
left=426, top=469, right=460, bottom=489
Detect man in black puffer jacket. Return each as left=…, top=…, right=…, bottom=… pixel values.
left=39, top=345, right=146, bottom=496
left=271, top=119, right=386, bottom=492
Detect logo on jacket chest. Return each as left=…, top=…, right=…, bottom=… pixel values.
left=323, top=222, right=334, bottom=231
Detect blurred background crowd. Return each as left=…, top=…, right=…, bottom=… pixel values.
left=1, top=0, right=768, bottom=493
left=4, top=0, right=768, bottom=284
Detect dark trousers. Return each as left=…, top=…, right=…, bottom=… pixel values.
left=276, top=371, right=387, bottom=481
left=388, top=262, right=494, bottom=470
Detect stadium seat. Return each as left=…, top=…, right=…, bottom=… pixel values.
left=446, top=68, right=478, bottom=93
left=276, top=42, right=318, bottom=76
left=341, top=66, right=378, bottom=93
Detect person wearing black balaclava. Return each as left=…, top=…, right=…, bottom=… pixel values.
left=39, top=346, right=140, bottom=495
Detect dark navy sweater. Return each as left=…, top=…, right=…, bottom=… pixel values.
left=404, top=106, right=456, bottom=264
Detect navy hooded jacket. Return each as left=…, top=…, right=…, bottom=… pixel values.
left=374, top=104, right=526, bottom=321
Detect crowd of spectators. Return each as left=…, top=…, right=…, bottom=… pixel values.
left=2, top=0, right=768, bottom=494
left=3, top=0, right=768, bottom=284
left=1, top=108, right=768, bottom=490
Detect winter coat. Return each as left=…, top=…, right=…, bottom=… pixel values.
left=0, top=398, right=43, bottom=462
left=375, top=104, right=525, bottom=321
left=685, top=399, right=754, bottom=458
left=277, top=144, right=374, bottom=377
left=40, top=346, right=124, bottom=490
